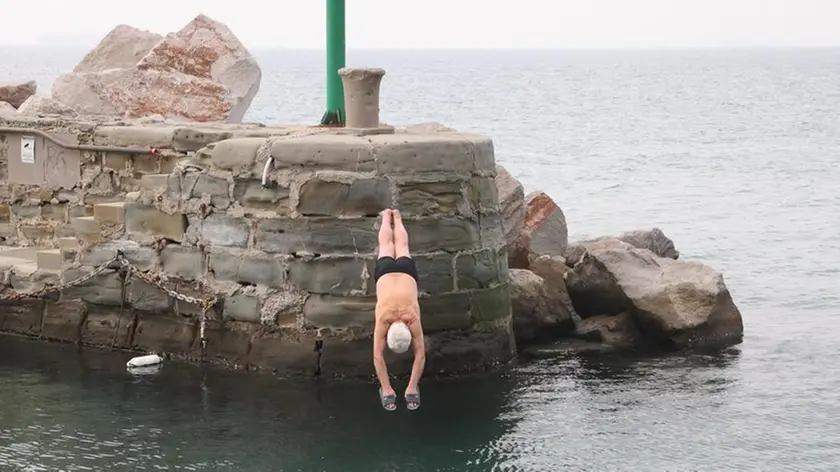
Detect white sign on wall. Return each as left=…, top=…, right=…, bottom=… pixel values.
left=20, top=135, right=36, bottom=164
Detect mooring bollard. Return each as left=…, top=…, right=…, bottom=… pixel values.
left=338, top=67, right=386, bottom=129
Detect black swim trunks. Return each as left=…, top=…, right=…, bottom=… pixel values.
left=374, top=256, right=419, bottom=283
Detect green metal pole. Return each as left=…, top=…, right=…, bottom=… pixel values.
left=320, top=0, right=346, bottom=126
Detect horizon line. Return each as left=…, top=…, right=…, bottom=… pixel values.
left=3, top=43, right=840, bottom=52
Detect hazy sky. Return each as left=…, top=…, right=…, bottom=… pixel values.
left=2, top=0, right=840, bottom=49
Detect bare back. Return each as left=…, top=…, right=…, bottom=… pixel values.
left=375, top=273, right=420, bottom=326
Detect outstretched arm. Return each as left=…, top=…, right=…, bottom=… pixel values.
left=406, top=320, right=426, bottom=392
left=373, top=320, right=393, bottom=393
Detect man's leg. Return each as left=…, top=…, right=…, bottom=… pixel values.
left=378, top=209, right=395, bottom=259
left=393, top=210, right=422, bottom=408
left=375, top=210, right=397, bottom=407
left=392, top=210, right=410, bottom=258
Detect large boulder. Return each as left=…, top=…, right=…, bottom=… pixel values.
left=530, top=255, right=580, bottom=323
left=564, top=237, right=636, bottom=267
left=74, top=25, right=163, bottom=73
left=494, top=165, right=525, bottom=248
left=53, top=68, right=237, bottom=122
left=16, top=96, right=78, bottom=118
left=509, top=191, right=568, bottom=269
left=523, top=312, right=641, bottom=359
left=509, top=268, right=574, bottom=346
left=0, top=80, right=37, bottom=108
left=565, top=246, right=743, bottom=349
left=136, top=14, right=262, bottom=122
left=617, top=228, right=679, bottom=259
left=565, top=228, right=679, bottom=266
left=573, top=312, right=642, bottom=349
left=0, top=101, right=17, bottom=116
left=51, top=14, right=261, bottom=123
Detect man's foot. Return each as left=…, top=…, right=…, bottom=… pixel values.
left=405, top=389, right=420, bottom=411
left=379, top=388, right=397, bottom=411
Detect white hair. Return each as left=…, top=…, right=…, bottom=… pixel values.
left=386, top=322, right=412, bottom=354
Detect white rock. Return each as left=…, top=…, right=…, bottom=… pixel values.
left=16, top=95, right=78, bottom=117
left=74, top=25, right=163, bottom=73
left=0, top=101, right=18, bottom=116
left=50, top=14, right=260, bottom=123
left=136, top=14, right=261, bottom=123
left=52, top=68, right=239, bottom=122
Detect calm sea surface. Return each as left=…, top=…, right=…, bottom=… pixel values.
left=1, top=48, right=839, bottom=471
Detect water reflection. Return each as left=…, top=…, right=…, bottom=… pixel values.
left=0, top=336, right=518, bottom=472
left=3, top=335, right=838, bottom=472
left=488, top=349, right=747, bottom=471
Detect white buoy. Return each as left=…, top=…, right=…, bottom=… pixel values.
left=127, top=354, right=164, bottom=369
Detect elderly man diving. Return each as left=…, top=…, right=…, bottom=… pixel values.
left=373, top=209, right=426, bottom=411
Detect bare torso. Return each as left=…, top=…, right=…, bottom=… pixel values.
left=375, top=273, right=420, bottom=326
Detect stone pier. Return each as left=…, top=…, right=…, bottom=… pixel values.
left=0, top=114, right=514, bottom=377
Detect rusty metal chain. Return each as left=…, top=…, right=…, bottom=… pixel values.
left=1, top=249, right=218, bottom=352
left=120, top=255, right=216, bottom=352
left=0, top=254, right=120, bottom=302
left=122, top=260, right=217, bottom=311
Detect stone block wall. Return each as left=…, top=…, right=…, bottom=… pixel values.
left=0, top=115, right=515, bottom=377
left=0, top=119, right=89, bottom=245
left=0, top=118, right=180, bottom=246
left=0, top=115, right=294, bottom=248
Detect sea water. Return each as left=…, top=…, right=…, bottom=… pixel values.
left=1, top=48, right=839, bottom=471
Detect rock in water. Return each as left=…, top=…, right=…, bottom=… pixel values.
left=617, top=228, right=679, bottom=259
left=564, top=237, right=635, bottom=267
left=137, top=14, right=262, bottom=122
left=0, top=80, right=37, bottom=108
left=509, top=191, right=568, bottom=269
left=529, top=255, right=580, bottom=323
left=565, top=228, right=679, bottom=266
left=509, top=268, right=574, bottom=346
left=494, top=165, right=525, bottom=248
left=51, top=14, right=261, bottom=123
left=573, top=312, right=642, bottom=349
left=74, top=25, right=163, bottom=73
left=565, top=246, right=743, bottom=349
left=16, top=96, right=78, bottom=117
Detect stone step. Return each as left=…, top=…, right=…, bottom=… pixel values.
left=36, top=249, right=64, bottom=271
left=71, top=216, right=100, bottom=234
left=0, top=249, right=41, bottom=286
left=56, top=237, right=79, bottom=263
left=139, top=173, right=170, bottom=189
left=93, top=202, right=126, bottom=225
left=71, top=216, right=102, bottom=244
left=56, top=237, right=79, bottom=251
